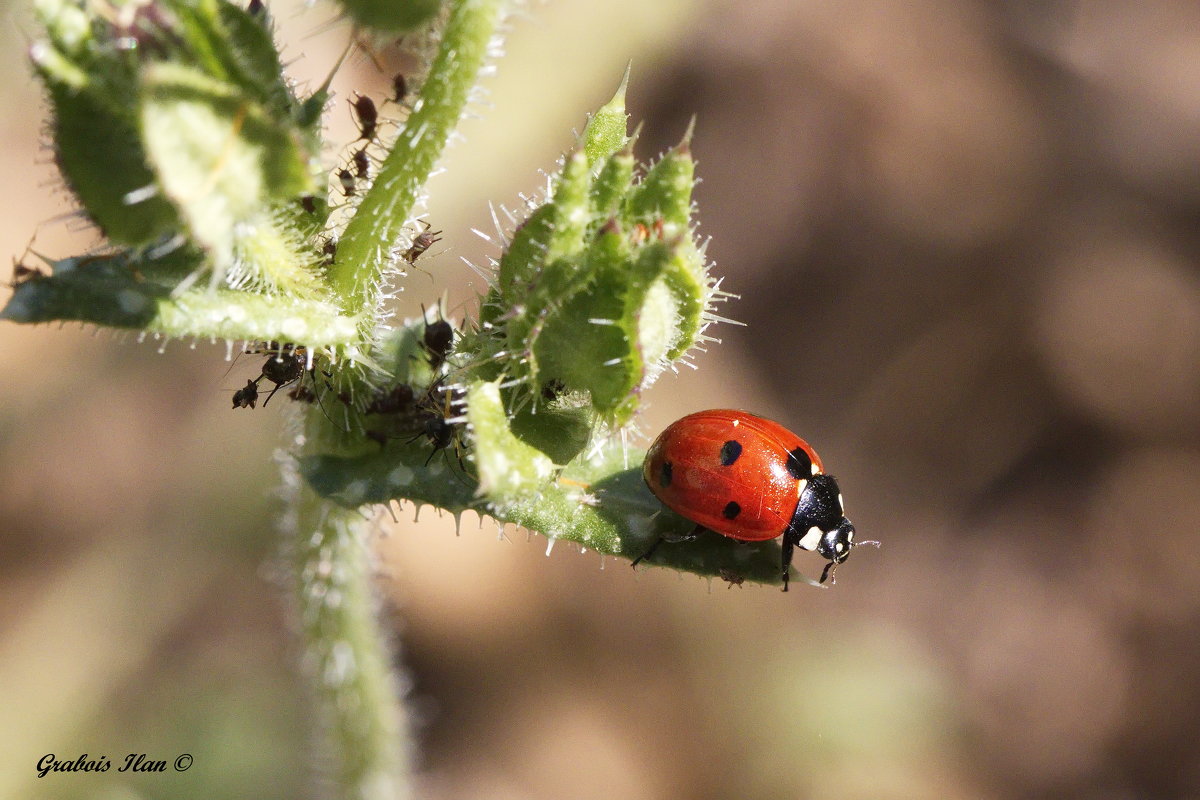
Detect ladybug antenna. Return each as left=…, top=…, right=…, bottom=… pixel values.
left=818, top=538, right=878, bottom=585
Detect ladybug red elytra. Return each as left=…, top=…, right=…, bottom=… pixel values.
left=640, top=409, right=865, bottom=590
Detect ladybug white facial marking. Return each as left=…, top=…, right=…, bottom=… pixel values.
left=799, top=525, right=823, bottom=551
left=838, top=493, right=844, bottom=512
left=795, top=478, right=808, bottom=498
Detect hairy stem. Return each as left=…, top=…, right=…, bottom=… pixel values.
left=282, top=5, right=508, bottom=794
left=290, top=475, right=411, bottom=800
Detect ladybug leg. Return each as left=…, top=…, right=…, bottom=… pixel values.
left=631, top=524, right=703, bottom=568
left=781, top=537, right=794, bottom=592
left=669, top=523, right=703, bottom=544
left=630, top=537, right=663, bottom=568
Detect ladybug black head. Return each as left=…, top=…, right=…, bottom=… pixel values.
left=790, top=473, right=858, bottom=581
left=816, top=518, right=856, bottom=564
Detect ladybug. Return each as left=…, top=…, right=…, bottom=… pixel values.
left=640, top=409, right=861, bottom=590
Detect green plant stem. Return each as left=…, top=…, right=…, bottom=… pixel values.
left=283, top=5, right=506, bottom=793
left=291, top=463, right=410, bottom=800
left=330, top=0, right=504, bottom=314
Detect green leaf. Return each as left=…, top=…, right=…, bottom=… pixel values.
left=657, top=237, right=710, bottom=361
left=507, top=405, right=593, bottom=466
left=301, top=444, right=479, bottom=514
left=468, top=380, right=557, bottom=498
left=30, top=0, right=320, bottom=255
left=212, top=1, right=299, bottom=118
left=543, top=149, right=592, bottom=263
left=590, top=145, right=635, bottom=220
left=580, top=67, right=630, bottom=170
left=628, top=134, right=696, bottom=231
left=531, top=238, right=681, bottom=423
left=531, top=233, right=629, bottom=408
left=42, top=81, right=182, bottom=246
left=495, top=205, right=554, bottom=301
left=338, top=0, right=443, bottom=33
left=1, top=251, right=361, bottom=350
left=463, top=75, right=716, bottom=428
left=30, top=5, right=178, bottom=249
left=300, top=432, right=793, bottom=586
left=139, top=63, right=313, bottom=279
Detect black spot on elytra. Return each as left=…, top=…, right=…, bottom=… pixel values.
left=660, top=461, right=673, bottom=488
left=723, top=501, right=741, bottom=520
left=786, top=447, right=813, bottom=479
left=720, top=440, right=742, bottom=466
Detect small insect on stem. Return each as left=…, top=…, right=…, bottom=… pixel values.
left=403, top=221, right=442, bottom=264
left=10, top=260, right=45, bottom=287
left=541, top=378, right=566, bottom=402
left=337, top=168, right=356, bottom=198
left=352, top=94, right=377, bottom=141
left=717, top=568, right=745, bottom=588
left=392, top=72, right=408, bottom=105
left=420, top=303, right=454, bottom=371
left=352, top=148, right=370, bottom=180
left=413, top=379, right=469, bottom=470
left=232, top=379, right=259, bottom=409
left=365, top=383, right=415, bottom=415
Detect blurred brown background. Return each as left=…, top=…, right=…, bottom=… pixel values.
left=3, top=0, right=1199, bottom=798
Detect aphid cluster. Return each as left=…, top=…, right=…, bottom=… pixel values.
left=359, top=310, right=466, bottom=468
left=332, top=94, right=379, bottom=199
left=327, top=78, right=446, bottom=276
left=227, top=310, right=468, bottom=470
